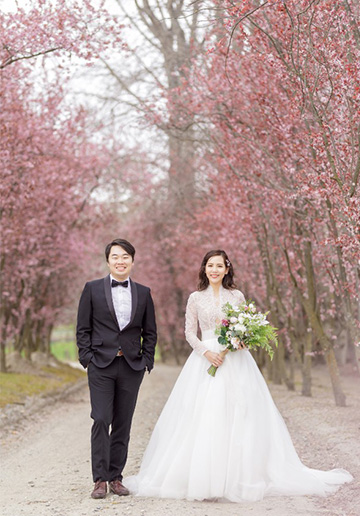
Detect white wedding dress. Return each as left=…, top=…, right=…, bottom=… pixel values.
left=124, top=286, right=353, bottom=502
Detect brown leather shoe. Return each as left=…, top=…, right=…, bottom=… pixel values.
left=109, top=479, right=130, bottom=496
left=91, top=480, right=107, bottom=499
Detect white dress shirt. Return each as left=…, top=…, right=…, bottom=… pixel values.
left=110, top=275, right=132, bottom=330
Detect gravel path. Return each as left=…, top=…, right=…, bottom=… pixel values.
left=0, top=363, right=359, bottom=516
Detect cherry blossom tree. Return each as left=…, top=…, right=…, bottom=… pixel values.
left=92, top=0, right=211, bottom=358
left=0, top=0, right=125, bottom=372
left=160, top=0, right=360, bottom=405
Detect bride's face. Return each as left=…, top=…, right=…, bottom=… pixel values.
left=205, top=255, right=229, bottom=287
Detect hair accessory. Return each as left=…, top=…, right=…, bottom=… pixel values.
left=226, top=259, right=231, bottom=267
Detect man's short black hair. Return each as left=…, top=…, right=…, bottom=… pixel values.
left=105, top=239, right=136, bottom=262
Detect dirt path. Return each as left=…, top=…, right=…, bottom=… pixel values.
left=0, top=364, right=359, bottom=516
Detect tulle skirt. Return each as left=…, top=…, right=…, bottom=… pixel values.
left=124, top=331, right=353, bottom=502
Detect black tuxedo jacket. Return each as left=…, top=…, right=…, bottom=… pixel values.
left=76, top=276, right=157, bottom=372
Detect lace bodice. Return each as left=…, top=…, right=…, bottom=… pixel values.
left=185, top=286, right=246, bottom=355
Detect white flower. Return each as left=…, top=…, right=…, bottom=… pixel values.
left=258, top=318, right=269, bottom=326
left=230, top=337, right=240, bottom=348
left=234, top=323, right=247, bottom=333
left=237, top=315, right=244, bottom=323
left=249, top=303, right=256, bottom=313
left=230, top=316, right=238, bottom=324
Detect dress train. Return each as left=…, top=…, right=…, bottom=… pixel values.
left=124, top=331, right=353, bottom=501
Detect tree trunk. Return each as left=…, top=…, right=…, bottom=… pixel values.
left=305, top=304, right=346, bottom=405
left=304, top=242, right=346, bottom=406
left=326, top=204, right=360, bottom=374
left=287, top=350, right=296, bottom=391
left=0, top=323, right=7, bottom=372
left=23, top=310, right=34, bottom=361
left=0, top=309, right=10, bottom=372
left=301, top=331, right=312, bottom=397
left=325, top=348, right=346, bottom=406
left=285, top=241, right=347, bottom=406
left=46, top=324, right=53, bottom=356
left=272, top=338, right=282, bottom=384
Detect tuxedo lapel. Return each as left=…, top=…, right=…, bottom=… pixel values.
left=128, top=279, right=138, bottom=327
left=103, top=275, right=119, bottom=328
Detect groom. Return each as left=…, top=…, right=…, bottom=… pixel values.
left=76, top=238, right=157, bottom=499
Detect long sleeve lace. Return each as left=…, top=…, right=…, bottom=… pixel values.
left=185, top=293, right=208, bottom=356
left=185, top=287, right=246, bottom=356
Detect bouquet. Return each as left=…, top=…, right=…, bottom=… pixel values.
left=207, top=301, right=278, bottom=377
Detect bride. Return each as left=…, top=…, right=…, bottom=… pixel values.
left=124, top=249, right=353, bottom=501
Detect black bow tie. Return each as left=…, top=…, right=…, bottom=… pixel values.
left=111, top=279, right=129, bottom=288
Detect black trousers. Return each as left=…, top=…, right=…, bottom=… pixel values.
left=87, top=357, right=145, bottom=482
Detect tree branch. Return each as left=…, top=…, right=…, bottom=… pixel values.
left=0, top=47, right=61, bottom=70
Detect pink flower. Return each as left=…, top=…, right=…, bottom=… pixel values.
left=221, top=319, right=230, bottom=327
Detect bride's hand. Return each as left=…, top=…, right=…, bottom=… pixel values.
left=204, top=351, right=224, bottom=367
left=239, top=341, right=247, bottom=350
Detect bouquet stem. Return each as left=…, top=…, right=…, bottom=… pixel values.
left=207, top=349, right=229, bottom=377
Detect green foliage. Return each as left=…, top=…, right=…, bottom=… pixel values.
left=50, top=325, right=77, bottom=362
left=154, top=344, right=161, bottom=362
left=0, top=365, right=85, bottom=408
left=50, top=341, right=78, bottom=362
left=50, top=325, right=162, bottom=362
left=216, top=301, right=278, bottom=359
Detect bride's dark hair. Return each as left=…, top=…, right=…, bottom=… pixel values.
left=198, top=250, right=236, bottom=291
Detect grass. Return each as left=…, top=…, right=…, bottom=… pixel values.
left=0, top=364, right=86, bottom=409
left=50, top=325, right=78, bottom=362
left=1, top=323, right=161, bottom=409
left=50, top=340, right=78, bottom=362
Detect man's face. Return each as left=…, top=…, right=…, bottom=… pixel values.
left=107, top=245, right=134, bottom=281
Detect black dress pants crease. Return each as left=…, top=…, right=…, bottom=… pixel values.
left=87, top=357, right=145, bottom=482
